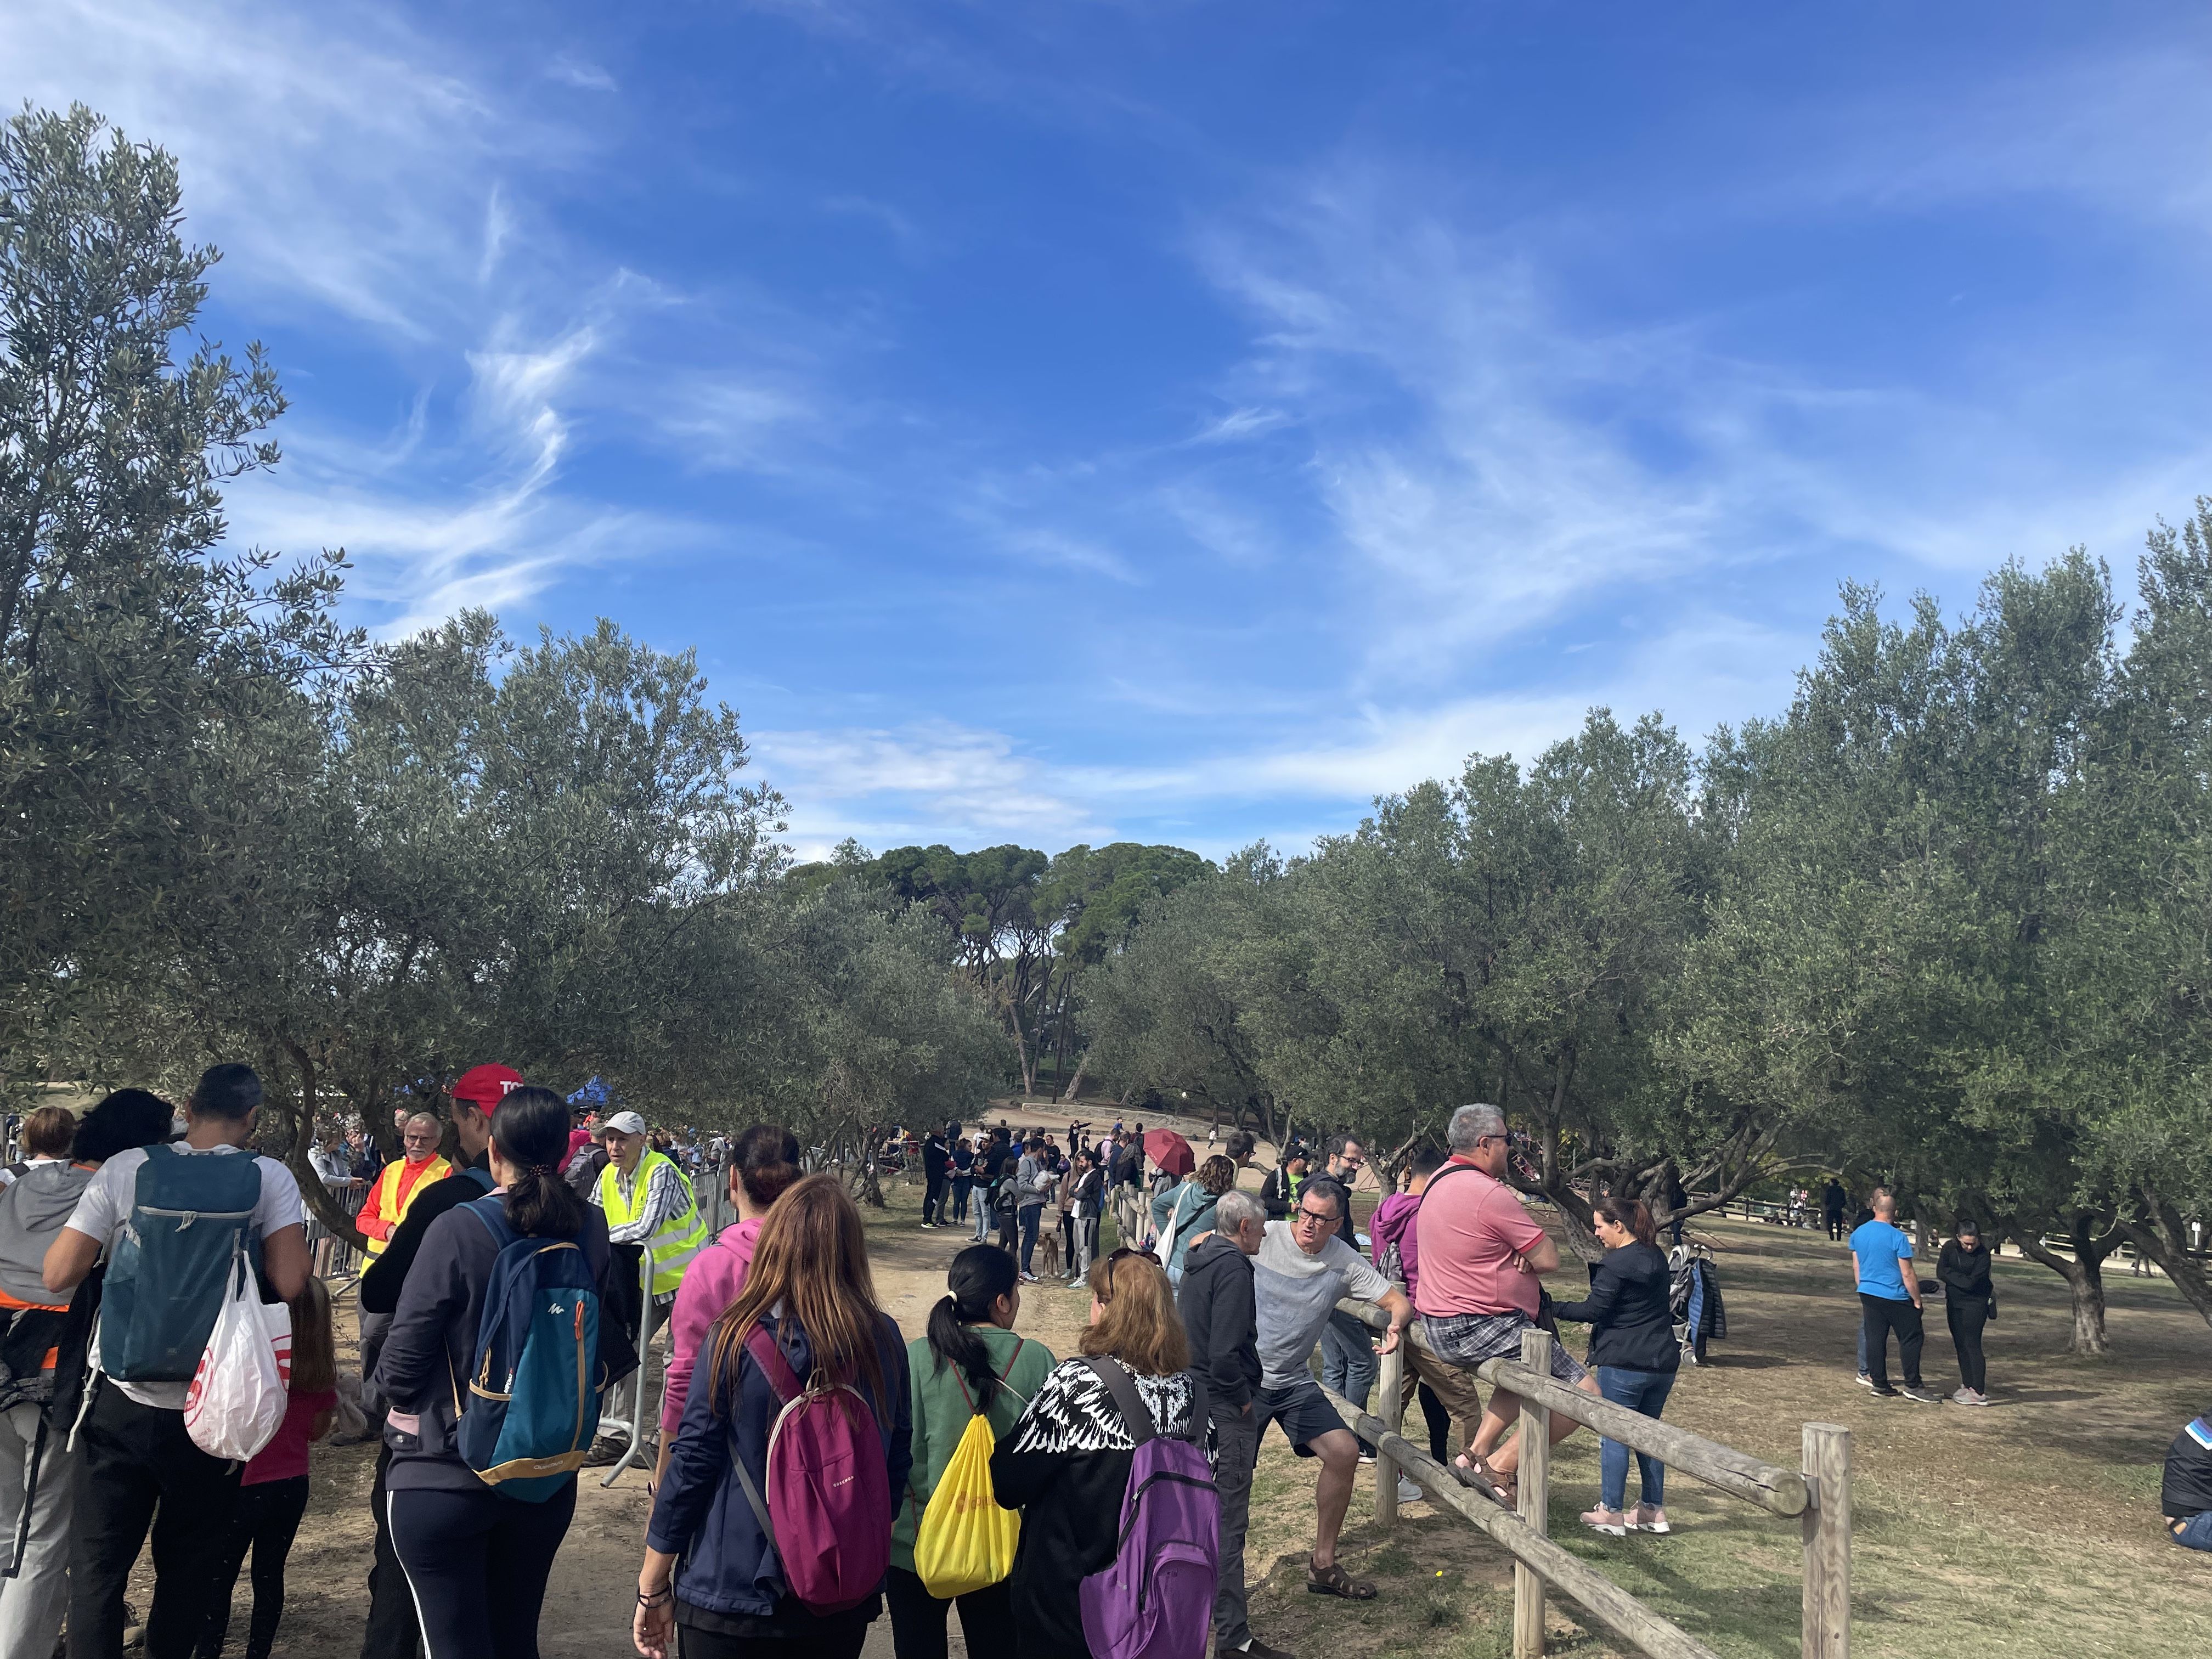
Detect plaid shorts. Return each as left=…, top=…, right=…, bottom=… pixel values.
left=1421, top=1310, right=1589, bottom=1386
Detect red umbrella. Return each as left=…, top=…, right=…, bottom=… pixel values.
left=1143, top=1128, right=1195, bottom=1178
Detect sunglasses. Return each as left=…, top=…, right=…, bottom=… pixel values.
left=1091, top=1248, right=1149, bottom=1303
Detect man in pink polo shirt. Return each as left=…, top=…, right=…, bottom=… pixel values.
left=1412, top=1103, right=1602, bottom=1506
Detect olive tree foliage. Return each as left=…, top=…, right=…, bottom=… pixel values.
left=2061, top=503, right=2212, bottom=1327
left=1, top=104, right=357, bottom=1077
left=4, top=100, right=1018, bottom=1226
left=1085, top=712, right=1788, bottom=1253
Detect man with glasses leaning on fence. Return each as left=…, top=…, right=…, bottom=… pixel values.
left=1250, top=1173, right=1412, bottom=1600
left=1412, top=1103, right=1604, bottom=1508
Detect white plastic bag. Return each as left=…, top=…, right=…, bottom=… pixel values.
left=184, top=1252, right=292, bottom=1463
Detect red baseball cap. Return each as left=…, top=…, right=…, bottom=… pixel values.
left=451, top=1064, right=524, bottom=1107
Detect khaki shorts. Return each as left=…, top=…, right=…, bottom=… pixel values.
left=1400, top=1321, right=1489, bottom=1443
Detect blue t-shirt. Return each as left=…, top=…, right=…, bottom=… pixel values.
left=1850, top=1220, right=1914, bottom=1300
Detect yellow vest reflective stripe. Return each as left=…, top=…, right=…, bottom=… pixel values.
left=365, top=1155, right=452, bottom=1257
left=599, top=1149, right=707, bottom=1295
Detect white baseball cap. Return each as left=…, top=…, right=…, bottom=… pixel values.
left=601, top=1110, right=647, bottom=1137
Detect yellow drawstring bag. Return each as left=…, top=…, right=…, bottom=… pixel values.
left=914, top=1373, right=1023, bottom=1598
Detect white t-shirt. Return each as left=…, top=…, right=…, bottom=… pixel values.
left=66, top=1143, right=307, bottom=1410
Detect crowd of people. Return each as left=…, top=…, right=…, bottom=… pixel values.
left=0, top=1077, right=2202, bottom=1659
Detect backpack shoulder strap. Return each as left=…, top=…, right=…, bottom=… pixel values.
left=466, top=1194, right=518, bottom=1251
left=1414, top=1160, right=1483, bottom=1212
left=1084, top=1355, right=1155, bottom=1446
left=1180, top=1370, right=1211, bottom=1444
left=459, top=1166, right=495, bottom=1195
left=742, top=1323, right=803, bottom=1403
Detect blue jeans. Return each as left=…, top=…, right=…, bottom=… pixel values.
left=1595, top=1366, right=1677, bottom=1510
left=1018, top=1204, right=1043, bottom=1272
left=1320, top=1310, right=1378, bottom=1413
left=2172, top=1511, right=2212, bottom=1551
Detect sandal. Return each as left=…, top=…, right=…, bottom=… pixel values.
left=1453, top=1454, right=1516, bottom=1508
left=1307, top=1560, right=1378, bottom=1600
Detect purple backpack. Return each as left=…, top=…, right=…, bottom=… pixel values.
left=730, top=1324, right=893, bottom=1615
left=1078, top=1358, right=1220, bottom=1659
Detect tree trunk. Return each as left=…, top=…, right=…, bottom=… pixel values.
left=281, top=1041, right=370, bottom=1250
left=2120, top=1186, right=2212, bottom=1329
left=2005, top=1215, right=2113, bottom=1355
left=1059, top=1051, right=1089, bottom=1103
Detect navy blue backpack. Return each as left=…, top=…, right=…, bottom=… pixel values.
left=454, top=1194, right=602, bottom=1502
left=101, top=1146, right=264, bottom=1381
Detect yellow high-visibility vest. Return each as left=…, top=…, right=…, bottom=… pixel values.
left=598, top=1149, right=707, bottom=1295
left=362, top=1154, right=452, bottom=1257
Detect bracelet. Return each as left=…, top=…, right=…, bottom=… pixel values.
left=637, top=1588, right=673, bottom=1609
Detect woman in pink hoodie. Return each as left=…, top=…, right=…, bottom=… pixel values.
left=652, top=1125, right=804, bottom=1489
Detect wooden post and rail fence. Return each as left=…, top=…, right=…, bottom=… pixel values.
left=1327, top=1297, right=1851, bottom=1659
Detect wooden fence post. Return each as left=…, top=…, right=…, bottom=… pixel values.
left=1801, top=1423, right=1850, bottom=1659
left=1375, top=1316, right=1407, bottom=1524
left=1514, top=1328, right=1553, bottom=1659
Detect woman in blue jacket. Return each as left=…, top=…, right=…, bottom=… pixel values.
left=635, top=1175, right=911, bottom=1659
left=1551, top=1194, right=1680, bottom=1538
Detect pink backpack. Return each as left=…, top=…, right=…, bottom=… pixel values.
left=730, top=1324, right=893, bottom=1614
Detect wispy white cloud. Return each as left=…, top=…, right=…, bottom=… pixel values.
left=546, top=52, right=618, bottom=93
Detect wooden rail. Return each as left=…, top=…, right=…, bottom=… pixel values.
left=1331, top=1303, right=1850, bottom=1659
left=1473, top=1356, right=1809, bottom=1516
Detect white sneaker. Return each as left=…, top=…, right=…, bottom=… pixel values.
left=1950, top=1387, right=1974, bottom=1404
left=1397, top=1476, right=1423, bottom=1504
left=1855, top=1372, right=1874, bottom=1388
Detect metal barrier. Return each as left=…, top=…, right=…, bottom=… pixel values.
left=1327, top=1302, right=1850, bottom=1659
left=307, top=1178, right=368, bottom=1283
left=601, top=1247, right=660, bottom=1488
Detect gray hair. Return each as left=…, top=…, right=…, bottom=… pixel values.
left=1446, top=1104, right=1506, bottom=1152
left=1215, top=1190, right=1265, bottom=1233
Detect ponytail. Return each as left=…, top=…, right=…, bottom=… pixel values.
left=1597, top=1193, right=1658, bottom=1248
left=928, top=1245, right=1019, bottom=1410
left=491, top=1087, right=592, bottom=1238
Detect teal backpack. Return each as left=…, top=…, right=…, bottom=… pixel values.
left=453, top=1195, right=602, bottom=1502
left=101, top=1146, right=263, bottom=1381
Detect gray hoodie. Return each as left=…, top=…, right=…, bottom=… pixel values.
left=0, top=1160, right=93, bottom=1306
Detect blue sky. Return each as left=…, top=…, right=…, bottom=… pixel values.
left=12, top=3, right=2212, bottom=858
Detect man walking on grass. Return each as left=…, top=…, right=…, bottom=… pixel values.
left=1851, top=1189, right=1939, bottom=1402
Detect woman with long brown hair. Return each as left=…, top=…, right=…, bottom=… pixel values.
left=988, top=1249, right=1211, bottom=1659
left=636, top=1174, right=911, bottom=1659
left=1552, top=1193, right=1678, bottom=1538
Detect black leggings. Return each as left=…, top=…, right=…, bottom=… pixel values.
left=1417, top=1381, right=1452, bottom=1463
left=195, top=1476, right=311, bottom=1659
left=884, top=1565, right=1015, bottom=1659
left=1946, top=1296, right=1988, bottom=1393
left=389, top=1480, right=576, bottom=1659
left=679, top=1620, right=870, bottom=1659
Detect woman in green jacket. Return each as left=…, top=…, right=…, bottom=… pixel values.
left=888, top=1245, right=1058, bottom=1659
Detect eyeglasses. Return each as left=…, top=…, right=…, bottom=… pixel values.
left=1293, top=1205, right=1338, bottom=1227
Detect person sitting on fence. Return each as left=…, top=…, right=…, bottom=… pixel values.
left=1250, top=1175, right=1411, bottom=1600
left=2163, top=1411, right=2212, bottom=1551
left=1551, top=1195, right=1678, bottom=1538
left=1410, top=1104, right=1602, bottom=1508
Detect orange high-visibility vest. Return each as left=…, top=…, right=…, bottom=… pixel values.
left=358, top=1154, right=452, bottom=1256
